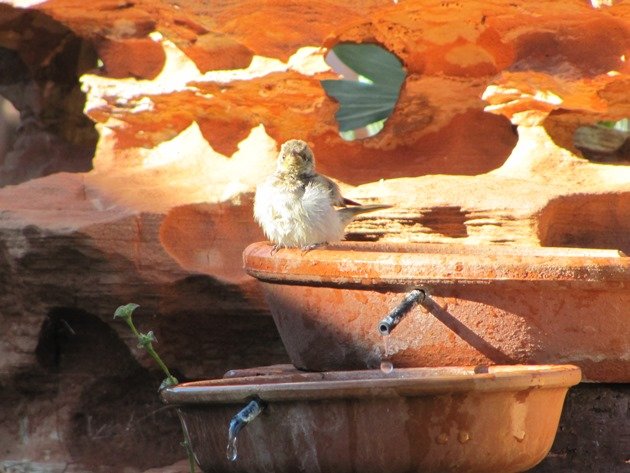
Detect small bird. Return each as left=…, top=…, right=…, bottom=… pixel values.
left=254, top=139, right=390, bottom=252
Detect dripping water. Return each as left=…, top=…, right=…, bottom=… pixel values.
left=380, top=360, right=394, bottom=374
left=226, top=436, right=238, bottom=461
left=380, top=335, right=394, bottom=374
left=226, top=398, right=264, bottom=462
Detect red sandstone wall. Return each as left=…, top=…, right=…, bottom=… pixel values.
left=0, top=1, right=628, bottom=471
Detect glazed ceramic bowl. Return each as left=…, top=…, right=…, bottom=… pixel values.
left=243, top=242, right=630, bottom=381
left=161, top=364, right=581, bottom=473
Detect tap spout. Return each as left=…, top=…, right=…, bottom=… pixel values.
left=378, top=289, right=427, bottom=336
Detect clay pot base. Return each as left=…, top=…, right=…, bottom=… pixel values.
left=162, top=364, right=581, bottom=473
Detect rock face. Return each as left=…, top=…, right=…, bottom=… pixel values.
left=0, top=0, right=628, bottom=472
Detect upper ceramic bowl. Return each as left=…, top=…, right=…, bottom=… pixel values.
left=162, top=364, right=581, bottom=473
left=243, top=241, right=629, bottom=381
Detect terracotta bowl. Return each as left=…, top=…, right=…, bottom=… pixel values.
left=161, top=364, right=581, bottom=473
left=243, top=242, right=630, bottom=381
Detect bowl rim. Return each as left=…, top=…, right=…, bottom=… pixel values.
left=160, top=364, right=581, bottom=405
left=242, top=241, right=630, bottom=287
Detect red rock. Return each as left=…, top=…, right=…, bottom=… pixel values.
left=0, top=0, right=629, bottom=471
left=159, top=198, right=266, bottom=283
left=182, top=32, right=253, bottom=73
left=96, top=37, right=166, bottom=79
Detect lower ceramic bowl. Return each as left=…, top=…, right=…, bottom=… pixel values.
left=161, top=364, right=581, bottom=473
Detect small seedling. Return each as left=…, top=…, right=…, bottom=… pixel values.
left=114, top=303, right=195, bottom=472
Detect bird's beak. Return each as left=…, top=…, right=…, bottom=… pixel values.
left=285, top=152, right=301, bottom=166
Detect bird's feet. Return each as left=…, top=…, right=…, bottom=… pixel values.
left=270, top=243, right=325, bottom=256
left=300, top=242, right=325, bottom=255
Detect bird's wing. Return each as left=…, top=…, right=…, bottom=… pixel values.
left=337, top=204, right=392, bottom=226
left=311, top=174, right=360, bottom=207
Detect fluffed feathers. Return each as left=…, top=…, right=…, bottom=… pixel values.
left=254, top=139, right=390, bottom=250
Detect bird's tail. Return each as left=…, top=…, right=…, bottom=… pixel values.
left=337, top=204, right=391, bottom=226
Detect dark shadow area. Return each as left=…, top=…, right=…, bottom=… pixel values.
left=532, top=383, right=630, bottom=472
left=420, top=296, right=516, bottom=364
left=68, top=371, right=183, bottom=470
left=16, top=217, right=288, bottom=382
left=0, top=5, right=98, bottom=187
left=419, top=206, right=469, bottom=238
left=154, top=275, right=290, bottom=380
left=346, top=207, right=470, bottom=242
left=2, top=216, right=290, bottom=467
left=344, top=231, right=382, bottom=242
left=34, top=307, right=183, bottom=470
left=537, top=193, right=630, bottom=254
left=36, top=307, right=139, bottom=375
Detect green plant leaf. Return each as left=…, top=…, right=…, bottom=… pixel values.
left=322, top=43, right=406, bottom=134
left=137, top=330, right=157, bottom=349
left=114, top=303, right=140, bottom=320
left=333, top=43, right=405, bottom=85
left=320, top=80, right=399, bottom=101
left=335, top=108, right=394, bottom=131
left=321, top=80, right=399, bottom=131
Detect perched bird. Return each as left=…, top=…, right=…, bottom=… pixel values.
left=254, top=139, right=389, bottom=252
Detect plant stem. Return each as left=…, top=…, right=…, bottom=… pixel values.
left=184, top=439, right=196, bottom=473
left=119, top=310, right=177, bottom=387
left=114, top=304, right=191, bottom=470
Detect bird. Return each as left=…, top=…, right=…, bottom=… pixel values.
left=253, top=139, right=390, bottom=252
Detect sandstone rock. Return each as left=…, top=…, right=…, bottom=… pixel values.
left=0, top=6, right=98, bottom=186
left=95, top=37, right=166, bottom=79
left=0, top=172, right=288, bottom=471
left=0, top=0, right=628, bottom=471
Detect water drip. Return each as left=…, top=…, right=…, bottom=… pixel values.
left=226, top=398, right=264, bottom=462
left=380, top=361, right=394, bottom=373
left=226, top=436, right=238, bottom=462
left=380, top=336, right=394, bottom=373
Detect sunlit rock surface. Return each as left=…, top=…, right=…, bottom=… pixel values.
left=0, top=0, right=628, bottom=471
